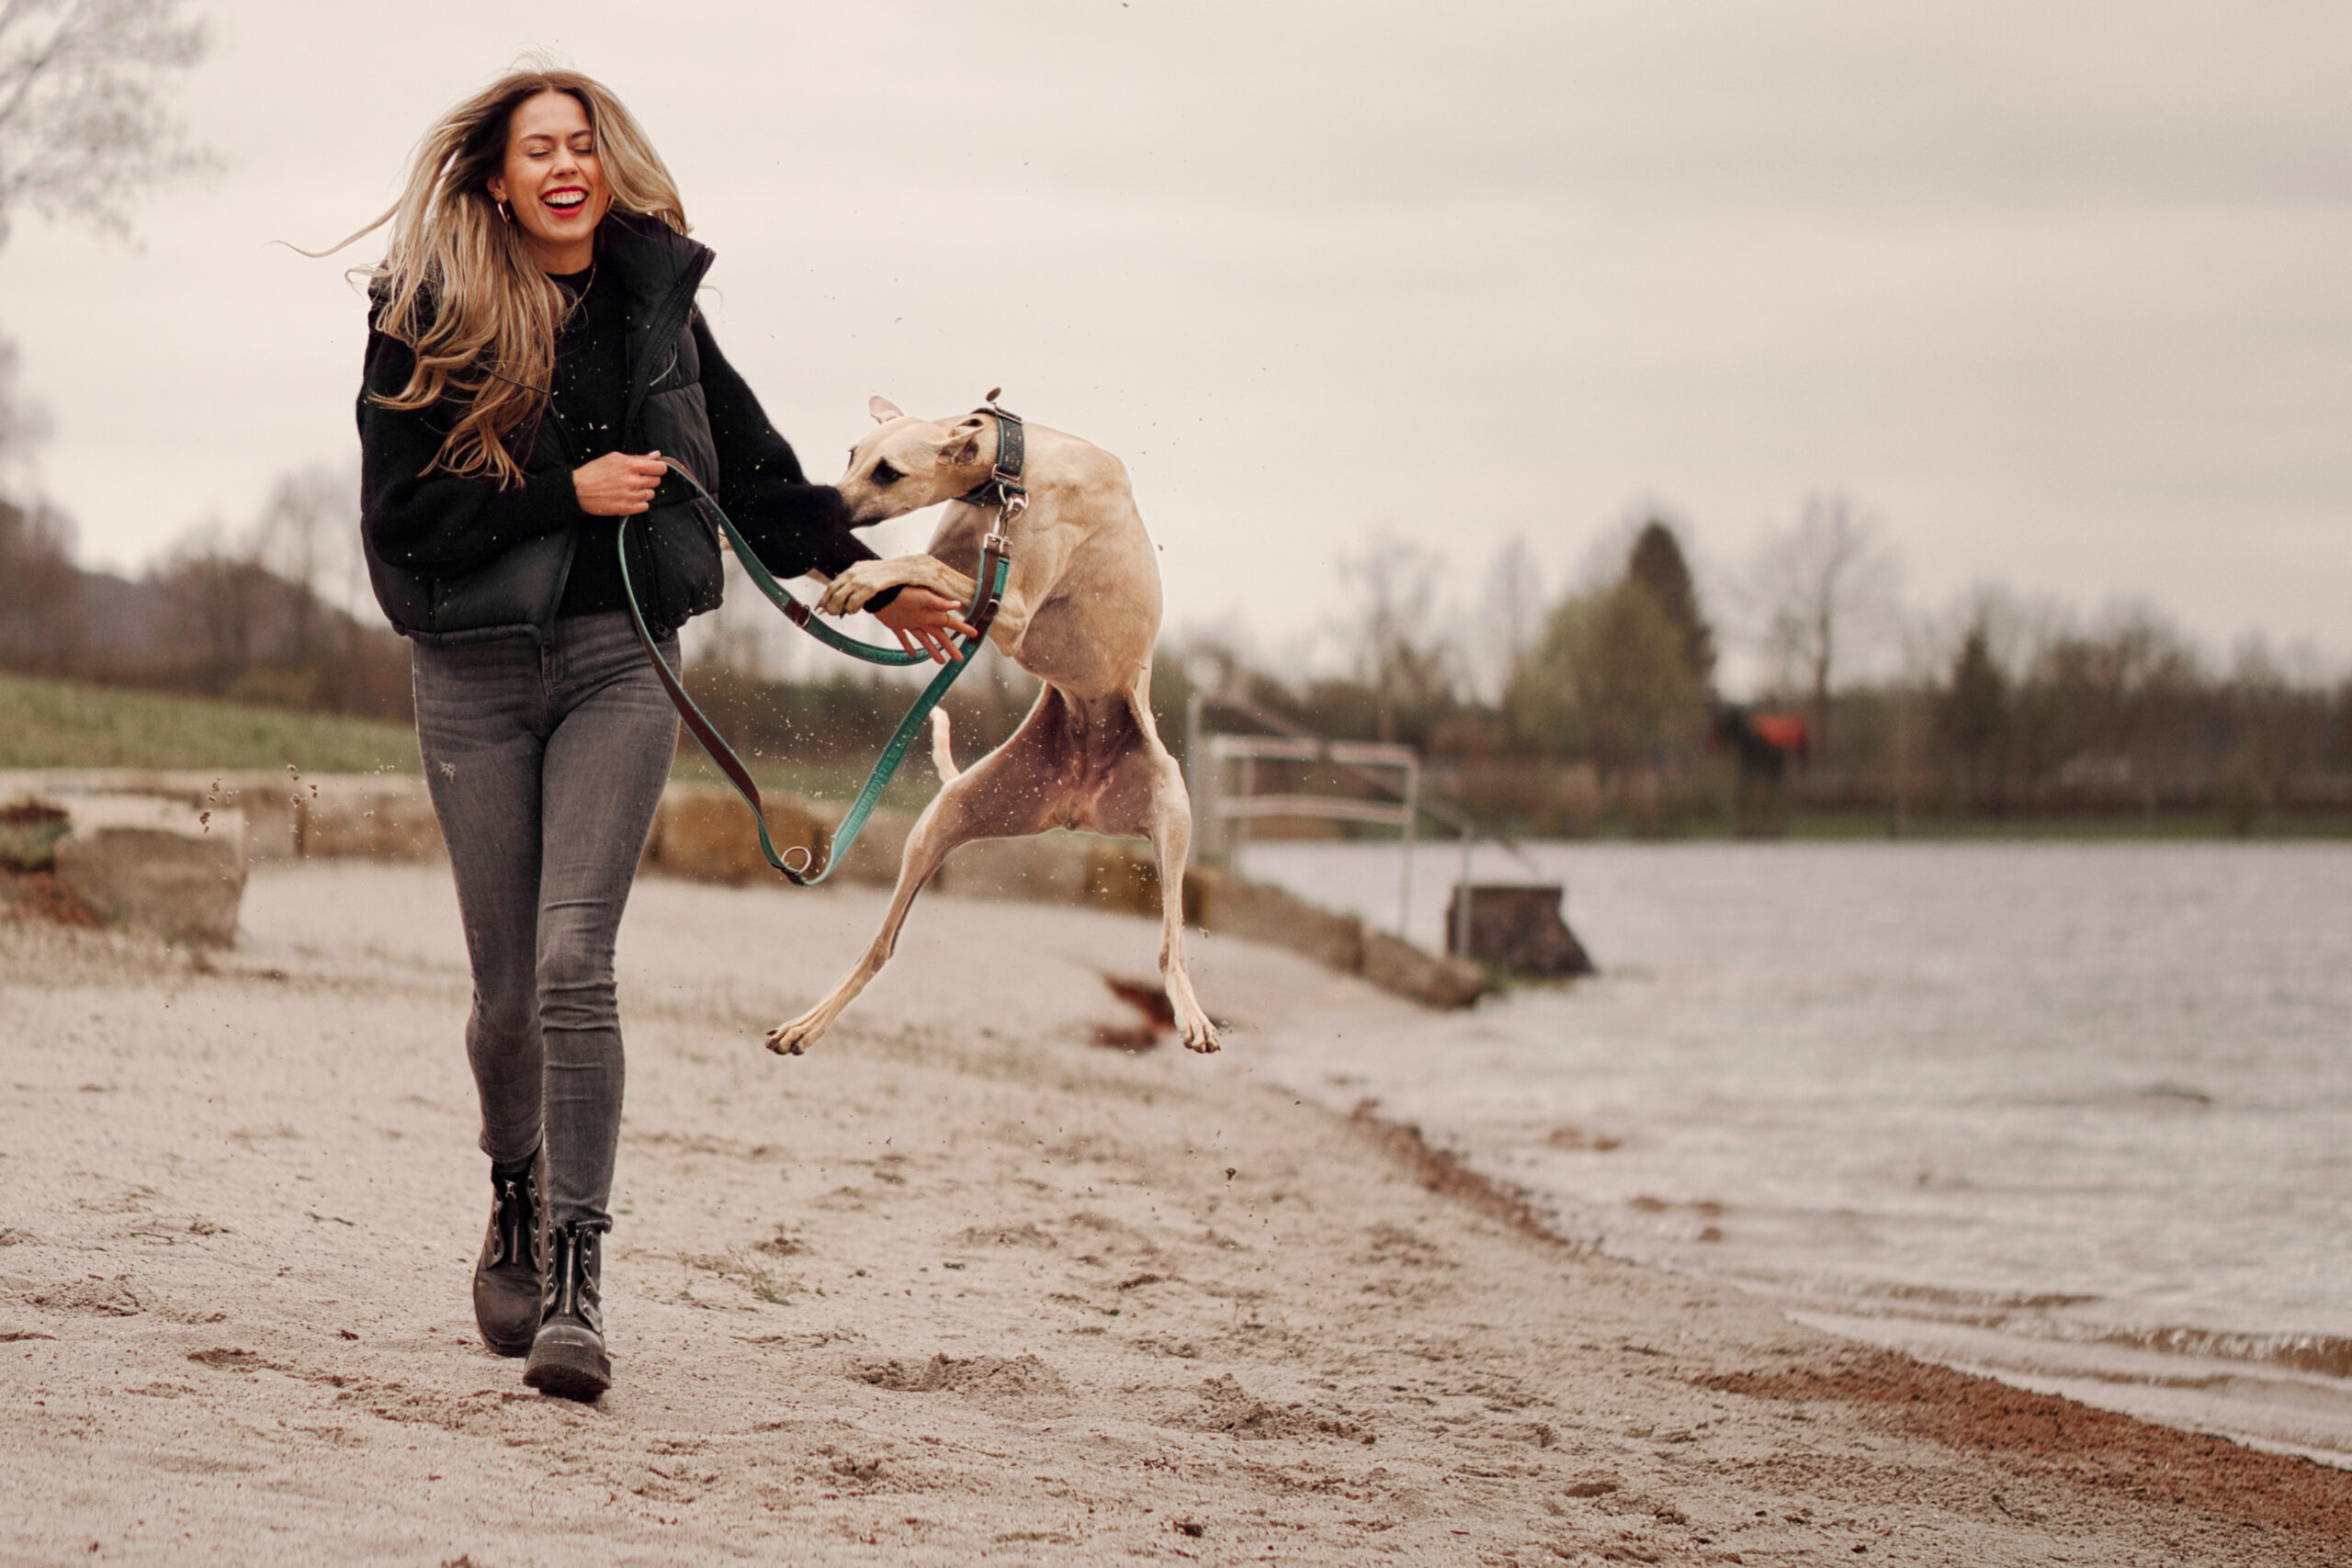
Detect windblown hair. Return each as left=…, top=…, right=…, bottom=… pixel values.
left=344, top=70, right=689, bottom=487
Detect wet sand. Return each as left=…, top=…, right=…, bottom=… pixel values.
left=5, top=862, right=2349, bottom=1565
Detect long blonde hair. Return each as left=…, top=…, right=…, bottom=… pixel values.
left=346, top=70, right=689, bottom=487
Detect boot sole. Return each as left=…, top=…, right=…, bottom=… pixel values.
left=524, top=1323, right=611, bottom=1401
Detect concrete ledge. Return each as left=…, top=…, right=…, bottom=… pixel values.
left=0, top=769, right=1485, bottom=1006
left=797, top=801, right=917, bottom=886
left=50, top=795, right=247, bottom=946
left=299, top=776, right=441, bottom=862
left=0, top=770, right=301, bottom=863
left=1182, top=863, right=1366, bottom=974
left=1182, top=863, right=1484, bottom=1010
left=650, top=786, right=828, bottom=885
left=1363, top=928, right=1487, bottom=1010
left=936, top=833, right=1097, bottom=905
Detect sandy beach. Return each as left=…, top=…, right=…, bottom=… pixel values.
left=6, top=862, right=2351, bottom=1565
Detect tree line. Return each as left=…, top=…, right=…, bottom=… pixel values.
left=1182, top=503, right=2352, bottom=837
left=0, top=449, right=415, bottom=719
left=8, top=454, right=2349, bottom=833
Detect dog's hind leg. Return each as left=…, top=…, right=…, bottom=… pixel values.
left=1095, top=679, right=1217, bottom=1052
left=1143, top=751, right=1216, bottom=1052
left=763, top=689, right=1065, bottom=1056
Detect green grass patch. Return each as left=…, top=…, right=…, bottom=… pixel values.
left=0, top=672, right=421, bottom=774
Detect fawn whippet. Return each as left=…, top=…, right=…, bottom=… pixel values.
left=762, top=395, right=1216, bottom=1056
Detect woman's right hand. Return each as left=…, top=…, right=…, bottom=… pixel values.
left=573, top=450, right=670, bottom=515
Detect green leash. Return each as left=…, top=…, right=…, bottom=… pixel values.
left=618, top=455, right=1012, bottom=886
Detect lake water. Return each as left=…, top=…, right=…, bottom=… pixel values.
left=1233, top=839, right=2352, bottom=1464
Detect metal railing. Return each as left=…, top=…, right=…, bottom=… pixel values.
left=1184, top=689, right=1535, bottom=950
left=1204, top=732, right=1420, bottom=935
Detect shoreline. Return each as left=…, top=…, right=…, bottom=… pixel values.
left=1352, top=1096, right=2352, bottom=1472
left=6, top=862, right=2350, bottom=1563
left=1242, top=834, right=2352, bottom=1470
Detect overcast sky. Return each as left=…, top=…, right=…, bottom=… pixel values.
left=1, top=0, right=2346, bottom=690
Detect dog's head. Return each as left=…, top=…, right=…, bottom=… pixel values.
left=835, top=395, right=995, bottom=525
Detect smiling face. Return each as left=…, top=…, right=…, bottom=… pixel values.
left=485, top=89, right=610, bottom=273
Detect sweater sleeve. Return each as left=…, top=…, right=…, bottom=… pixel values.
left=356, top=330, right=582, bottom=573
left=693, top=315, right=884, bottom=586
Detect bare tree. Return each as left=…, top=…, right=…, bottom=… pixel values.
left=0, top=334, right=43, bottom=464
left=0, top=491, right=79, bottom=662
left=1747, top=493, right=1901, bottom=751
left=1476, top=532, right=1544, bottom=706
left=248, top=461, right=364, bottom=656
left=1337, top=531, right=1456, bottom=742
left=0, top=0, right=207, bottom=248
left=1935, top=619, right=2007, bottom=810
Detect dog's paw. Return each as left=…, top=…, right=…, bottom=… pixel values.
left=763, top=1021, right=816, bottom=1056
left=819, top=562, right=894, bottom=616
left=1180, top=1019, right=1220, bottom=1055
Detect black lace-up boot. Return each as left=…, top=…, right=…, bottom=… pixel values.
left=470, top=1147, right=544, bottom=1358
left=523, top=1221, right=610, bottom=1401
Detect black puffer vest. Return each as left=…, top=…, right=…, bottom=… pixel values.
left=364, top=213, right=724, bottom=644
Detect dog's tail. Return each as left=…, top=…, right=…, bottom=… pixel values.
left=929, top=707, right=960, bottom=784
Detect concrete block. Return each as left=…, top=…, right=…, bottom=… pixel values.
left=652, top=785, right=828, bottom=884
left=205, top=777, right=301, bottom=863
left=1362, top=928, right=1487, bottom=1009
left=0, top=797, right=71, bottom=871
left=143, top=773, right=301, bottom=863
left=0, top=771, right=302, bottom=863
left=1081, top=838, right=1166, bottom=918
left=299, top=776, right=443, bottom=861
left=1443, top=884, right=1595, bottom=976
left=52, top=795, right=248, bottom=945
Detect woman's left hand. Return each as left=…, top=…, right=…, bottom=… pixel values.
left=872, top=586, right=980, bottom=664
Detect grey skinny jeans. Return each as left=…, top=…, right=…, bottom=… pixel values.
left=411, top=610, right=680, bottom=1233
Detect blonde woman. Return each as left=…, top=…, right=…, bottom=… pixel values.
left=353, top=69, right=970, bottom=1400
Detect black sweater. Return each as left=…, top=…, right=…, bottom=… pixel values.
left=546, top=263, right=628, bottom=615
left=358, top=299, right=876, bottom=618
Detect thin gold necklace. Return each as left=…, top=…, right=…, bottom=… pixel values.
left=557, top=260, right=597, bottom=329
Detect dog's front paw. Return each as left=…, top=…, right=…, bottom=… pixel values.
left=819, top=562, right=896, bottom=617
left=1180, top=1016, right=1220, bottom=1054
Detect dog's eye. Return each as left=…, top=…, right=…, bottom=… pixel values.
left=871, top=460, right=901, bottom=487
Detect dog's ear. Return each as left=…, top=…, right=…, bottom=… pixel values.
left=868, top=395, right=905, bottom=424
left=939, top=429, right=982, bottom=466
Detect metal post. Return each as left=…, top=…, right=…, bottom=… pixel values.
left=1235, top=753, right=1255, bottom=877
left=1892, top=682, right=1910, bottom=840
left=1397, top=752, right=1419, bottom=938
left=1184, top=689, right=1208, bottom=864
left=1453, top=824, right=1474, bottom=958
